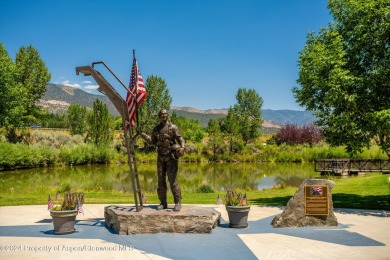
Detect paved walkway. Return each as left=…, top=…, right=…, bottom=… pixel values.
left=0, top=204, right=389, bottom=260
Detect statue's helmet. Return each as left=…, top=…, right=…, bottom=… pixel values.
left=170, top=144, right=183, bottom=160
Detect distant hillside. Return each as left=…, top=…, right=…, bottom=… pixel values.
left=169, top=107, right=226, bottom=126
left=39, top=84, right=317, bottom=130
left=261, top=109, right=316, bottom=125
left=39, top=83, right=118, bottom=115
left=170, top=106, right=316, bottom=127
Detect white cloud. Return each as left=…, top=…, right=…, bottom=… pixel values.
left=62, top=80, right=81, bottom=88
left=84, top=84, right=99, bottom=90
left=54, top=77, right=65, bottom=84
left=54, top=77, right=98, bottom=91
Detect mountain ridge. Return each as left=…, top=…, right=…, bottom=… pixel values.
left=39, top=84, right=316, bottom=128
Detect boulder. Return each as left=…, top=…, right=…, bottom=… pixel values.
left=271, top=179, right=338, bottom=228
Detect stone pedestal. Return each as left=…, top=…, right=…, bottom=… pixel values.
left=105, top=205, right=221, bottom=234
left=271, top=179, right=338, bottom=228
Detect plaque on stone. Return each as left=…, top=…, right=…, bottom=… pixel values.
left=271, top=179, right=338, bottom=228
left=304, top=185, right=329, bottom=216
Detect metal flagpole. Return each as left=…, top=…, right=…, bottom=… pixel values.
left=128, top=50, right=143, bottom=211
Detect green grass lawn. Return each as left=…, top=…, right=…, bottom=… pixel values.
left=1, top=174, right=389, bottom=210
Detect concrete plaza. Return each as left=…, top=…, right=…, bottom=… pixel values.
left=0, top=204, right=389, bottom=259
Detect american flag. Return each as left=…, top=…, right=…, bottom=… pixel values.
left=126, top=56, right=147, bottom=128
left=310, top=186, right=323, bottom=196
left=47, top=195, right=54, bottom=210
left=216, top=195, right=223, bottom=205
left=55, top=191, right=60, bottom=201
left=77, top=200, right=84, bottom=215
left=141, top=193, right=147, bottom=204
left=240, top=193, right=247, bottom=206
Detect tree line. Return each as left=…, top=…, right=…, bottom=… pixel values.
left=1, top=0, right=389, bottom=158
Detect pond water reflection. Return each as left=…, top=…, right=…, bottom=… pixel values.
left=0, top=163, right=321, bottom=194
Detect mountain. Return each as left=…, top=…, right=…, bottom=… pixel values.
left=261, top=109, right=316, bottom=126
left=39, top=84, right=317, bottom=129
left=169, top=107, right=316, bottom=127
left=39, top=83, right=118, bottom=115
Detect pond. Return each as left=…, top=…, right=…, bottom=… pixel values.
left=0, top=163, right=321, bottom=194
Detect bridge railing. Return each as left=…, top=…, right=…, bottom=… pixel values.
left=315, top=159, right=390, bottom=173
left=315, top=159, right=350, bottom=173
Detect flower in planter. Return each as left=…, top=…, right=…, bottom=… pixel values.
left=224, top=189, right=248, bottom=206
left=48, top=192, right=84, bottom=235
left=224, top=189, right=250, bottom=228
left=48, top=192, right=85, bottom=212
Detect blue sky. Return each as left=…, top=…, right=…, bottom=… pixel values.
left=1, top=0, right=332, bottom=111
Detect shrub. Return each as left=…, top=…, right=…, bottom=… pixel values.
left=0, top=142, right=59, bottom=170
left=59, top=144, right=114, bottom=165
left=274, top=124, right=324, bottom=146
left=196, top=184, right=214, bottom=193
left=29, top=131, right=84, bottom=148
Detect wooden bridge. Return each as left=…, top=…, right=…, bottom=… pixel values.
left=315, top=159, right=390, bottom=176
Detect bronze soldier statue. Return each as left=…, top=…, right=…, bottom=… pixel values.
left=138, top=109, right=185, bottom=211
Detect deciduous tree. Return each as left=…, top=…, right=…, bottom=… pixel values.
left=207, top=119, right=225, bottom=157
left=0, top=44, right=26, bottom=129
left=1, top=44, right=50, bottom=132
left=66, top=104, right=88, bottom=135
left=87, top=99, right=114, bottom=145
left=227, top=88, right=263, bottom=144
left=137, top=75, right=172, bottom=133
left=15, top=45, right=51, bottom=125
left=170, top=112, right=205, bottom=143
left=293, top=0, right=390, bottom=157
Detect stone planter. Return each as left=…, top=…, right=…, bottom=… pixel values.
left=50, top=209, right=78, bottom=234
left=226, top=205, right=250, bottom=228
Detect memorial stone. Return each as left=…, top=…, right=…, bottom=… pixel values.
left=105, top=205, right=221, bottom=234
left=271, top=179, right=338, bottom=228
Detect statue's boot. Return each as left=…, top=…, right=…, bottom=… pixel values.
left=173, top=202, right=181, bottom=211
left=157, top=201, right=167, bottom=210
